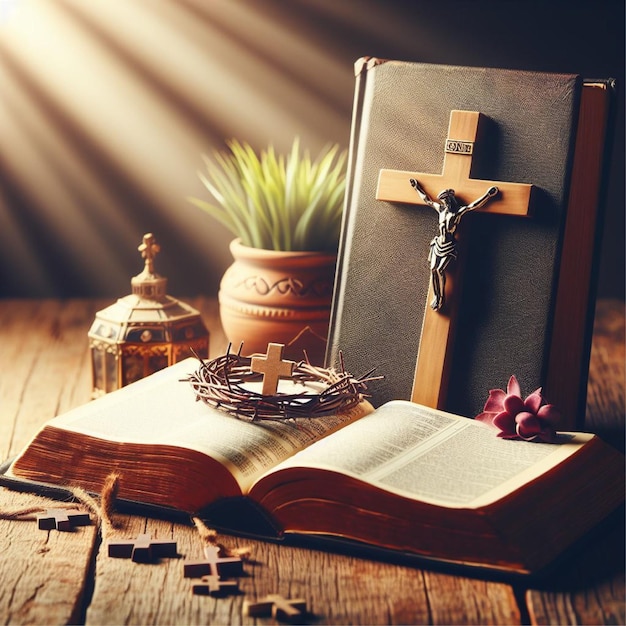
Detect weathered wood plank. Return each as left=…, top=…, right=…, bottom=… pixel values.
left=8, top=300, right=99, bottom=457
left=0, top=300, right=62, bottom=460
left=244, top=541, right=435, bottom=625
left=0, top=299, right=102, bottom=459
left=0, top=490, right=97, bottom=625
left=527, top=575, right=626, bottom=625
left=84, top=513, right=520, bottom=625
left=585, top=299, right=625, bottom=447
left=423, top=572, right=521, bottom=625
left=525, top=512, right=625, bottom=626
left=525, top=298, right=625, bottom=625
left=0, top=300, right=102, bottom=625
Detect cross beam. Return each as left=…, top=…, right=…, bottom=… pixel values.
left=183, top=544, right=244, bottom=579
left=376, top=110, right=533, bottom=409
left=377, top=111, right=532, bottom=216
left=184, top=544, right=244, bottom=596
left=244, top=594, right=307, bottom=622
left=192, top=575, right=239, bottom=596
left=107, top=532, right=178, bottom=563
left=251, top=343, right=295, bottom=396
left=37, top=508, right=91, bottom=532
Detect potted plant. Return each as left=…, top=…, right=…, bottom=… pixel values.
left=188, top=138, right=347, bottom=364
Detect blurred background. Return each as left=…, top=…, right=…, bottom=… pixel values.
left=0, top=0, right=623, bottom=300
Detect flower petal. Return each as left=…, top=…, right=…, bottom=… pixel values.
left=475, top=411, right=496, bottom=425
left=506, top=375, right=521, bottom=397
left=503, top=393, right=525, bottom=414
left=493, top=411, right=516, bottom=436
left=528, top=425, right=556, bottom=443
left=515, top=413, right=557, bottom=442
left=516, top=412, right=541, bottom=438
left=537, top=404, right=560, bottom=424
left=483, top=388, right=506, bottom=413
left=524, top=388, right=543, bottom=414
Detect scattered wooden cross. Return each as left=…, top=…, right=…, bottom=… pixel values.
left=107, top=532, right=178, bottom=563
left=191, top=574, right=239, bottom=597
left=37, top=507, right=91, bottom=532
left=376, top=110, right=533, bottom=409
left=183, top=544, right=244, bottom=579
left=250, top=342, right=295, bottom=395
left=243, top=594, right=307, bottom=622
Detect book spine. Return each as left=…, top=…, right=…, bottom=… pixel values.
left=545, top=80, right=615, bottom=428
left=326, top=58, right=383, bottom=368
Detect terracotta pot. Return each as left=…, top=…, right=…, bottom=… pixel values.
left=218, top=239, right=337, bottom=365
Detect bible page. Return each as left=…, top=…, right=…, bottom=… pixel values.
left=20, top=359, right=372, bottom=492
left=265, top=400, right=590, bottom=508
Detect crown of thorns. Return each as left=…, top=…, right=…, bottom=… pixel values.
left=185, top=345, right=380, bottom=421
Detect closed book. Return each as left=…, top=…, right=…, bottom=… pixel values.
left=326, top=58, right=614, bottom=427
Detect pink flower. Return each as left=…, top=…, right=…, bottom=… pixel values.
left=475, top=375, right=560, bottom=442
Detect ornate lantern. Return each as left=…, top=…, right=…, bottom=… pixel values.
left=88, top=233, right=209, bottom=396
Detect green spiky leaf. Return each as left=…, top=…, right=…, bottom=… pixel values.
left=188, top=138, right=347, bottom=251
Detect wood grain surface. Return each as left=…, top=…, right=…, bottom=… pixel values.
left=0, top=297, right=623, bottom=625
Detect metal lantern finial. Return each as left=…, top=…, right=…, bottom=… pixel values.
left=138, top=232, right=160, bottom=276
left=88, top=233, right=209, bottom=396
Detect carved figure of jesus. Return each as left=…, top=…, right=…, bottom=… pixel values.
left=409, top=178, right=498, bottom=311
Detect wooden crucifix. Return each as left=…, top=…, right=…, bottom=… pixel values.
left=250, top=343, right=295, bottom=396
left=376, top=110, right=533, bottom=409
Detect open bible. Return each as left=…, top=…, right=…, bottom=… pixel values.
left=3, top=359, right=623, bottom=575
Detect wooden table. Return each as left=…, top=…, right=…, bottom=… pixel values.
left=0, top=298, right=623, bottom=625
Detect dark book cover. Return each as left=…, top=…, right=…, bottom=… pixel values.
left=327, top=59, right=586, bottom=418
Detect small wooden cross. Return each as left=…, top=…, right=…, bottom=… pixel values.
left=138, top=232, right=160, bottom=275
left=37, top=508, right=91, bottom=532
left=243, top=594, right=307, bottom=622
left=183, top=544, right=244, bottom=579
left=107, top=533, right=178, bottom=563
left=376, top=110, right=533, bottom=409
left=250, top=343, right=295, bottom=395
left=191, top=574, right=239, bottom=597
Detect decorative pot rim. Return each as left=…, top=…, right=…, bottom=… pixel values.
left=229, top=238, right=337, bottom=262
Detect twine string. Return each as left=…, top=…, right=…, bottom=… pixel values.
left=0, top=472, right=121, bottom=539
left=191, top=515, right=251, bottom=560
